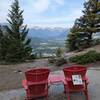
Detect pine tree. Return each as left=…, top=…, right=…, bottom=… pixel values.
left=0, top=25, right=3, bottom=60
left=65, top=22, right=86, bottom=51
left=0, top=26, right=3, bottom=41
left=76, top=0, right=100, bottom=43
left=66, top=0, right=100, bottom=51
left=66, top=33, right=77, bottom=51
left=56, top=47, right=63, bottom=57
left=5, top=0, right=32, bottom=62
left=0, top=25, right=8, bottom=60
left=66, top=19, right=91, bottom=51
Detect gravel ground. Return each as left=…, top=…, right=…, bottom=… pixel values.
left=0, top=59, right=100, bottom=100
left=0, top=69, right=100, bottom=100
left=0, top=59, right=70, bottom=91
left=0, top=59, right=100, bottom=91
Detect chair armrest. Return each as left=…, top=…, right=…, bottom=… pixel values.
left=83, top=76, right=89, bottom=84
left=22, top=79, right=28, bottom=90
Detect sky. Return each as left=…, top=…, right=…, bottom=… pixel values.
left=0, top=0, right=86, bottom=28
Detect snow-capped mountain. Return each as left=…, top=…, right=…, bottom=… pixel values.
left=28, top=26, right=69, bottom=40
left=0, top=23, right=69, bottom=40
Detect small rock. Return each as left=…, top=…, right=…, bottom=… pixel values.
left=14, top=70, right=22, bottom=74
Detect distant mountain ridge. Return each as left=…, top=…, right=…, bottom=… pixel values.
left=0, top=23, right=68, bottom=39
left=28, top=26, right=69, bottom=40
left=0, top=23, right=69, bottom=40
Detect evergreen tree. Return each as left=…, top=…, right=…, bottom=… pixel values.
left=66, top=0, right=100, bottom=51
left=0, top=25, right=3, bottom=60
left=76, top=0, right=100, bottom=43
left=65, top=27, right=78, bottom=51
left=0, top=26, right=3, bottom=41
left=0, top=25, right=8, bottom=60
left=5, top=0, right=32, bottom=62
left=66, top=19, right=92, bottom=51
left=56, top=47, right=63, bottom=57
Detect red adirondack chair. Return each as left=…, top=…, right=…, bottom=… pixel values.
left=63, top=65, right=89, bottom=100
left=22, top=68, right=50, bottom=100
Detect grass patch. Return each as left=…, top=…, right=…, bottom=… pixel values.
left=69, top=50, right=100, bottom=64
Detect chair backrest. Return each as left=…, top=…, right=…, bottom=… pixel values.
left=25, top=68, right=50, bottom=82
left=63, top=65, right=87, bottom=79
left=63, top=65, right=87, bottom=89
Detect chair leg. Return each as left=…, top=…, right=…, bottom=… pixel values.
left=64, top=85, right=70, bottom=100
left=66, top=88, right=70, bottom=100
left=46, top=96, right=48, bottom=100
left=63, top=85, right=66, bottom=94
left=67, top=92, right=70, bottom=100
left=84, top=90, right=89, bottom=100
left=84, top=81, right=89, bottom=100
left=46, top=85, right=48, bottom=100
left=25, top=96, right=28, bottom=100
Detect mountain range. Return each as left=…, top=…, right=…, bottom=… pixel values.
left=28, top=26, right=69, bottom=40
left=0, top=23, right=69, bottom=40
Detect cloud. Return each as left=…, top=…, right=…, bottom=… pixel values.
left=0, top=0, right=16, bottom=23
left=85, top=0, right=89, bottom=1
left=24, top=0, right=65, bottom=14
left=50, top=0, right=65, bottom=11
left=55, top=0, right=65, bottom=5
left=32, top=0, right=50, bottom=13
left=0, top=0, right=83, bottom=28
left=29, top=8, right=82, bottom=23
left=29, top=23, right=73, bottom=28
left=26, top=8, right=82, bottom=28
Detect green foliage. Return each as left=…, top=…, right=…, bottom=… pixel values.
left=55, top=47, right=63, bottom=57
left=92, top=39, right=100, bottom=45
left=48, top=56, right=57, bottom=64
left=1, top=0, right=33, bottom=62
left=65, top=33, right=77, bottom=51
left=77, top=0, right=100, bottom=37
left=66, top=0, right=100, bottom=51
left=0, top=26, right=3, bottom=60
left=66, top=32, right=89, bottom=51
left=0, top=26, right=8, bottom=60
left=69, top=50, right=100, bottom=64
left=26, top=53, right=37, bottom=60
left=48, top=57, right=67, bottom=66
left=55, top=57, right=67, bottom=66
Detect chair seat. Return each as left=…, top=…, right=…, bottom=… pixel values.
left=64, top=80, right=85, bottom=91
left=64, top=84, right=85, bottom=92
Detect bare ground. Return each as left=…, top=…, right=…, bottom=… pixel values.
left=0, top=58, right=100, bottom=91
left=65, top=44, right=100, bottom=57
left=0, top=59, right=65, bottom=91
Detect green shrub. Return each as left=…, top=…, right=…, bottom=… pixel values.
left=92, top=39, right=100, bottom=46
left=55, top=57, right=67, bottom=66
left=55, top=47, right=63, bottom=57
left=28, top=54, right=37, bottom=60
left=48, top=57, right=57, bottom=64
left=48, top=57, right=67, bottom=66
left=69, top=50, right=100, bottom=64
